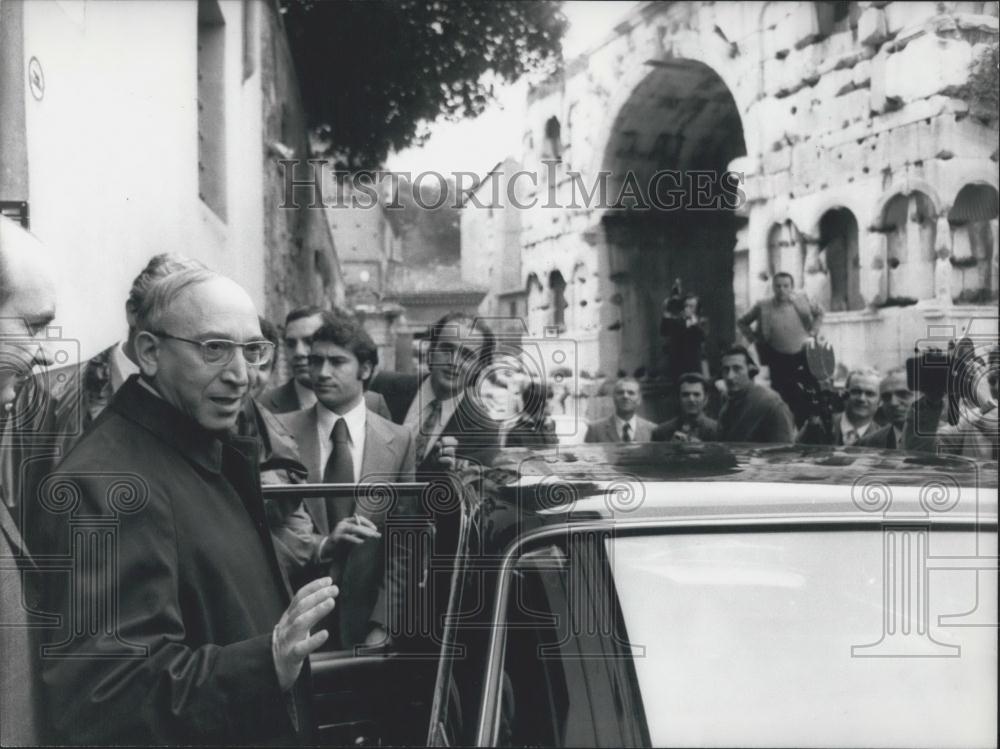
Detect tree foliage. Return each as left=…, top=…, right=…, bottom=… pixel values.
left=281, top=0, right=567, bottom=168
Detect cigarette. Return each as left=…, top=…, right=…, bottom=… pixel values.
left=354, top=512, right=361, bottom=524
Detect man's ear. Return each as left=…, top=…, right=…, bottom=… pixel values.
left=358, top=360, right=373, bottom=384
left=133, top=330, right=161, bottom=377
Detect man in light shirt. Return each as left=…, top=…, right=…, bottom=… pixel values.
left=738, top=272, right=825, bottom=426
left=585, top=377, right=655, bottom=443
left=276, top=312, right=414, bottom=649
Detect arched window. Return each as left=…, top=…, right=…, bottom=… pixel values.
left=881, top=192, right=936, bottom=303
left=549, top=270, right=567, bottom=330
left=542, top=117, right=562, bottom=163
left=766, top=220, right=805, bottom=287
left=819, top=207, right=862, bottom=311
left=949, top=184, right=999, bottom=304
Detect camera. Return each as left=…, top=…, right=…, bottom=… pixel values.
left=417, top=316, right=578, bottom=441
left=908, top=321, right=997, bottom=431
left=0, top=323, right=83, bottom=438
left=481, top=318, right=578, bottom=437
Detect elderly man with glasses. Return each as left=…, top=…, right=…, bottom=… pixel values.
left=36, top=268, right=333, bottom=745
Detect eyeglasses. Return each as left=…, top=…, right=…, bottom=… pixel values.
left=150, top=331, right=275, bottom=366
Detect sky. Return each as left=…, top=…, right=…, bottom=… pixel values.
left=385, top=1, right=638, bottom=177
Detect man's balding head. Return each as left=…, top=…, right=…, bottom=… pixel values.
left=0, top=218, right=58, bottom=406
left=132, top=269, right=262, bottom=432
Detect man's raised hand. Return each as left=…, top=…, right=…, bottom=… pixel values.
left=272, top=577, right=338, bottom=691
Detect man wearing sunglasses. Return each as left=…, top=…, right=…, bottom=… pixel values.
left=37, top=268, right=332, bottom=744
left=857, top=368, right=913, bottom=449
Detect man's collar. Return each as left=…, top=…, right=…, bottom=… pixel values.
left=840, top=412, right=872, bottom=441
left=112, top=375, right=226, bottom=474
left=110, top=340, right=139, bottom=394
left=614, top=413, right=637, bottom=428
left=316, top=395, right=366, bottom=441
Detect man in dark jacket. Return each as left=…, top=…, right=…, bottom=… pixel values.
left=717, top=346, right=794, bottom=444
left=652, top=373, right=719, bottom=442
left=370, top=312, right=500, bottom=478
left=856, top=368, right=913, bottom=450
left=37, top=269, right=335, bottom=745
left=3, top=253, right=204, bottom=548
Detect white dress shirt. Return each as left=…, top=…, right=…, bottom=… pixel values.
left=614, top=414, right=638, bottom=441
left=404, top=378, right=464, bottom=459
left=316, top=396, right=367, bottom=482
left=110, top=340, right=139, bottom=393
left=838, top=412, right=872, bottom=446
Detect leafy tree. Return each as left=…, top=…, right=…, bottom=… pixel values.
left=281, top=0, right=567, bottom=168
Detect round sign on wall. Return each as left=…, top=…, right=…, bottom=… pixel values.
left=28, top=57, right=45, bottom=100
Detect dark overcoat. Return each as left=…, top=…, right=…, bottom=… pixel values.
left=38, top=376, right=306, bottom=745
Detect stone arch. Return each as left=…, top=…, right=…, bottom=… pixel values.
left=548, top=269, right=568, bottom=330
left=879, top=190, right=939, bottom=303
left=585, top=30, right=753, bottom=180
left=592, top=55, right=747, bottom=378
left=766, top=220, right=806, bottom=288
left=875, top=179, right=944, bottom=223
left=818, top=207, right=862, bottom=312
left=948, top=183, right=999, bottom=304
left=542, top=116, right=563, bottom=163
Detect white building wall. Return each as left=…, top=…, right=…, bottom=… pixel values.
left=21, top=0, right=265, bottom=358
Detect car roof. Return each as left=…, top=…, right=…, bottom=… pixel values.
left=469, top=443, right=998, bottom=539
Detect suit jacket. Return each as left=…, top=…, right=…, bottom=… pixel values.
left=584, top=414, right=656, bottom=443
left=368, top=373, right=501, bottom=478
left=2, top=344, right=116, bottom=546
left=276, top=405, right=415, bottom=647
left=37, top=377, right=304, bottom=745
left=1, top=504, right=42, bottom=746
left=856, top=424, right=898, bottom=449
left=261, top=378, right=392, bottom=421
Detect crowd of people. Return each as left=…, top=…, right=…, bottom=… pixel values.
left=1, top=215, right=997, bottom=745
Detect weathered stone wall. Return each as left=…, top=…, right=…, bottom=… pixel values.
left=260, top=3, right=343, bottom=327
left=511, top=0, right=998, bottom=378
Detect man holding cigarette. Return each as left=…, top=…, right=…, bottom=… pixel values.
left=277, top=312, right=414, bottom=649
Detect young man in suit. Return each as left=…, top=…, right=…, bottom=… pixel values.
left=585, top=377, right=655, bottom=443
left=261, top=305, right=390, bottom=418
left=276, top=312, right=415, bottom=649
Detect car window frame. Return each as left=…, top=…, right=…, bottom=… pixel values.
left=474, top=512, right=994, bottom=747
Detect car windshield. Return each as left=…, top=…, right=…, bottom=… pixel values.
left=608, top=529, right=998, bottom=748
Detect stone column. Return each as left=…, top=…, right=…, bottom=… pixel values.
left=990, top=218, right=999, bottom=299
left=860, top=231, right=888, bottom=309
left=933, top=213, right=953, bottom=306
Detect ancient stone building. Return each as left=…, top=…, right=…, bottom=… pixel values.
left=512, top=0, right=998, bottom=379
